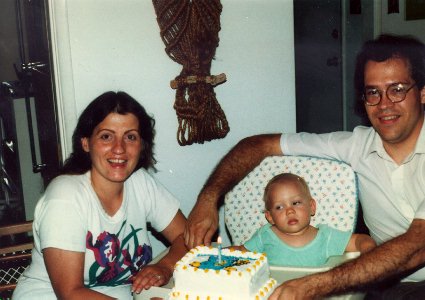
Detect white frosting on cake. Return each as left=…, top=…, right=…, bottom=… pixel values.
left=170, top=246, right=277, bottom=300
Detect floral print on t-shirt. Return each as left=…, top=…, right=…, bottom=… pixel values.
left=85, top=221, right=152, bottom=287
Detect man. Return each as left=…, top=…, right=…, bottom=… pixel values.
left=184, top=34, right=425, bottom=299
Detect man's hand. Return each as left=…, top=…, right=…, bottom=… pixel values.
left=269, top=277, right=318, bottom=300
left=269, top=284, right=306, bottom=300
left=184, top=200, right=218, bottom=249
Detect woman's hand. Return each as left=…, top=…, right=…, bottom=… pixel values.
left=131, top=264, right=173, bottom=294
left=132, top=210, right=188, bottom=294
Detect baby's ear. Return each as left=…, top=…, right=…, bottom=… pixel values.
left=310, top=198, right=317, bottom=216
left=265, top=210, right=274, bottom=225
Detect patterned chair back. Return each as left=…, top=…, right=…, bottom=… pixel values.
left=0, top=221, right=33, bottom=298
left=224, top=156, right=358, bottom=245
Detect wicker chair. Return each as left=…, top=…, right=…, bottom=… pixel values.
left=0, top=221, right=33, bottom=299
left=224, top=156, right=359, bottom=245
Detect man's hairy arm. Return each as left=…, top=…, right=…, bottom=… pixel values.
left=270, top=219, right=425, bottom=300
left=184, top=134, right=283, bottom=248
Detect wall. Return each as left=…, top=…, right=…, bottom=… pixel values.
left=380, top=0, right=425, bottom=42
left=48, top=0, right=295, bottom=255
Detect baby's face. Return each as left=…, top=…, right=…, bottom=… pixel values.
left=265, top=181, right=315, bottom=236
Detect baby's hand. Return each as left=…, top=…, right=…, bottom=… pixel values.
left=358, top=236, right=376, bottom=253
left=346, top=233, right=377, bottom=254
left=131, top=264, right=172, bottom=294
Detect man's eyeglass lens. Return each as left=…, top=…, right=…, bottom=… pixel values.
left=363, top=83, right=416, bottom=106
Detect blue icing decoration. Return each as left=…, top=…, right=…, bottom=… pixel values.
left=190, top=254, right=254, bottom=270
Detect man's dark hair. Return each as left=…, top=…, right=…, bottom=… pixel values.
left=354, top=34, right=425, bottom=118
left=60, top=91, right=156, bottom=175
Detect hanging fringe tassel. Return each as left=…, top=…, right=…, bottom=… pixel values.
left=153, top=0, right=230, bottom=146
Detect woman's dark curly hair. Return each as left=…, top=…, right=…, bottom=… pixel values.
left=354, top=34, right=425, bottom=120
left=60, top=91, right=156, bottom=174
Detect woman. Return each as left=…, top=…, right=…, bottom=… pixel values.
left=13, top=91, right=187, bottom=299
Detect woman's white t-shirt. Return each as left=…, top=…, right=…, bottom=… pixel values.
left=13, top=169, right=179, bottom=300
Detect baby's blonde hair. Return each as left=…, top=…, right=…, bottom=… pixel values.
left=263, top=173, right=312, bottom=210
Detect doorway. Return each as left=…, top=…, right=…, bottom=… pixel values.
left=294, top=0, right=343, bottom=133
left=294, top=0, right=374, bottom=133
left=0, top=0, right=61, bottom=224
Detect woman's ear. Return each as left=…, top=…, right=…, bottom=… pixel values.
left=421, top=86, right=425, bottom=104
left=81, top=138, right=90, bottom=153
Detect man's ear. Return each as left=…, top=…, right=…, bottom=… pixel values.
left=421, top=86, right=425, bottom=104
left=81, top=138, right=90, bottom=153
left=265, top=210, right=275, bottom=225
left=310, top=198, right=317, bottom=216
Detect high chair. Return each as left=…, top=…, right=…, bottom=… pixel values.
left=224, top=155, right=359, bottom=245
left=224, top=155, right=364, bottom=300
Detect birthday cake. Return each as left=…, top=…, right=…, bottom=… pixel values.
left=169, top=246, right=277, bottom=300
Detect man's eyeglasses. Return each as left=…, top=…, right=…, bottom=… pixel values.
left=362, top=82, right=416, bottom=106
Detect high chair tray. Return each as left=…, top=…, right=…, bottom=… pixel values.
left=269, top=251, right=360, bottom=281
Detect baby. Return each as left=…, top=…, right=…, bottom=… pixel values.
left=233, top=173, right=376, bottom=267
